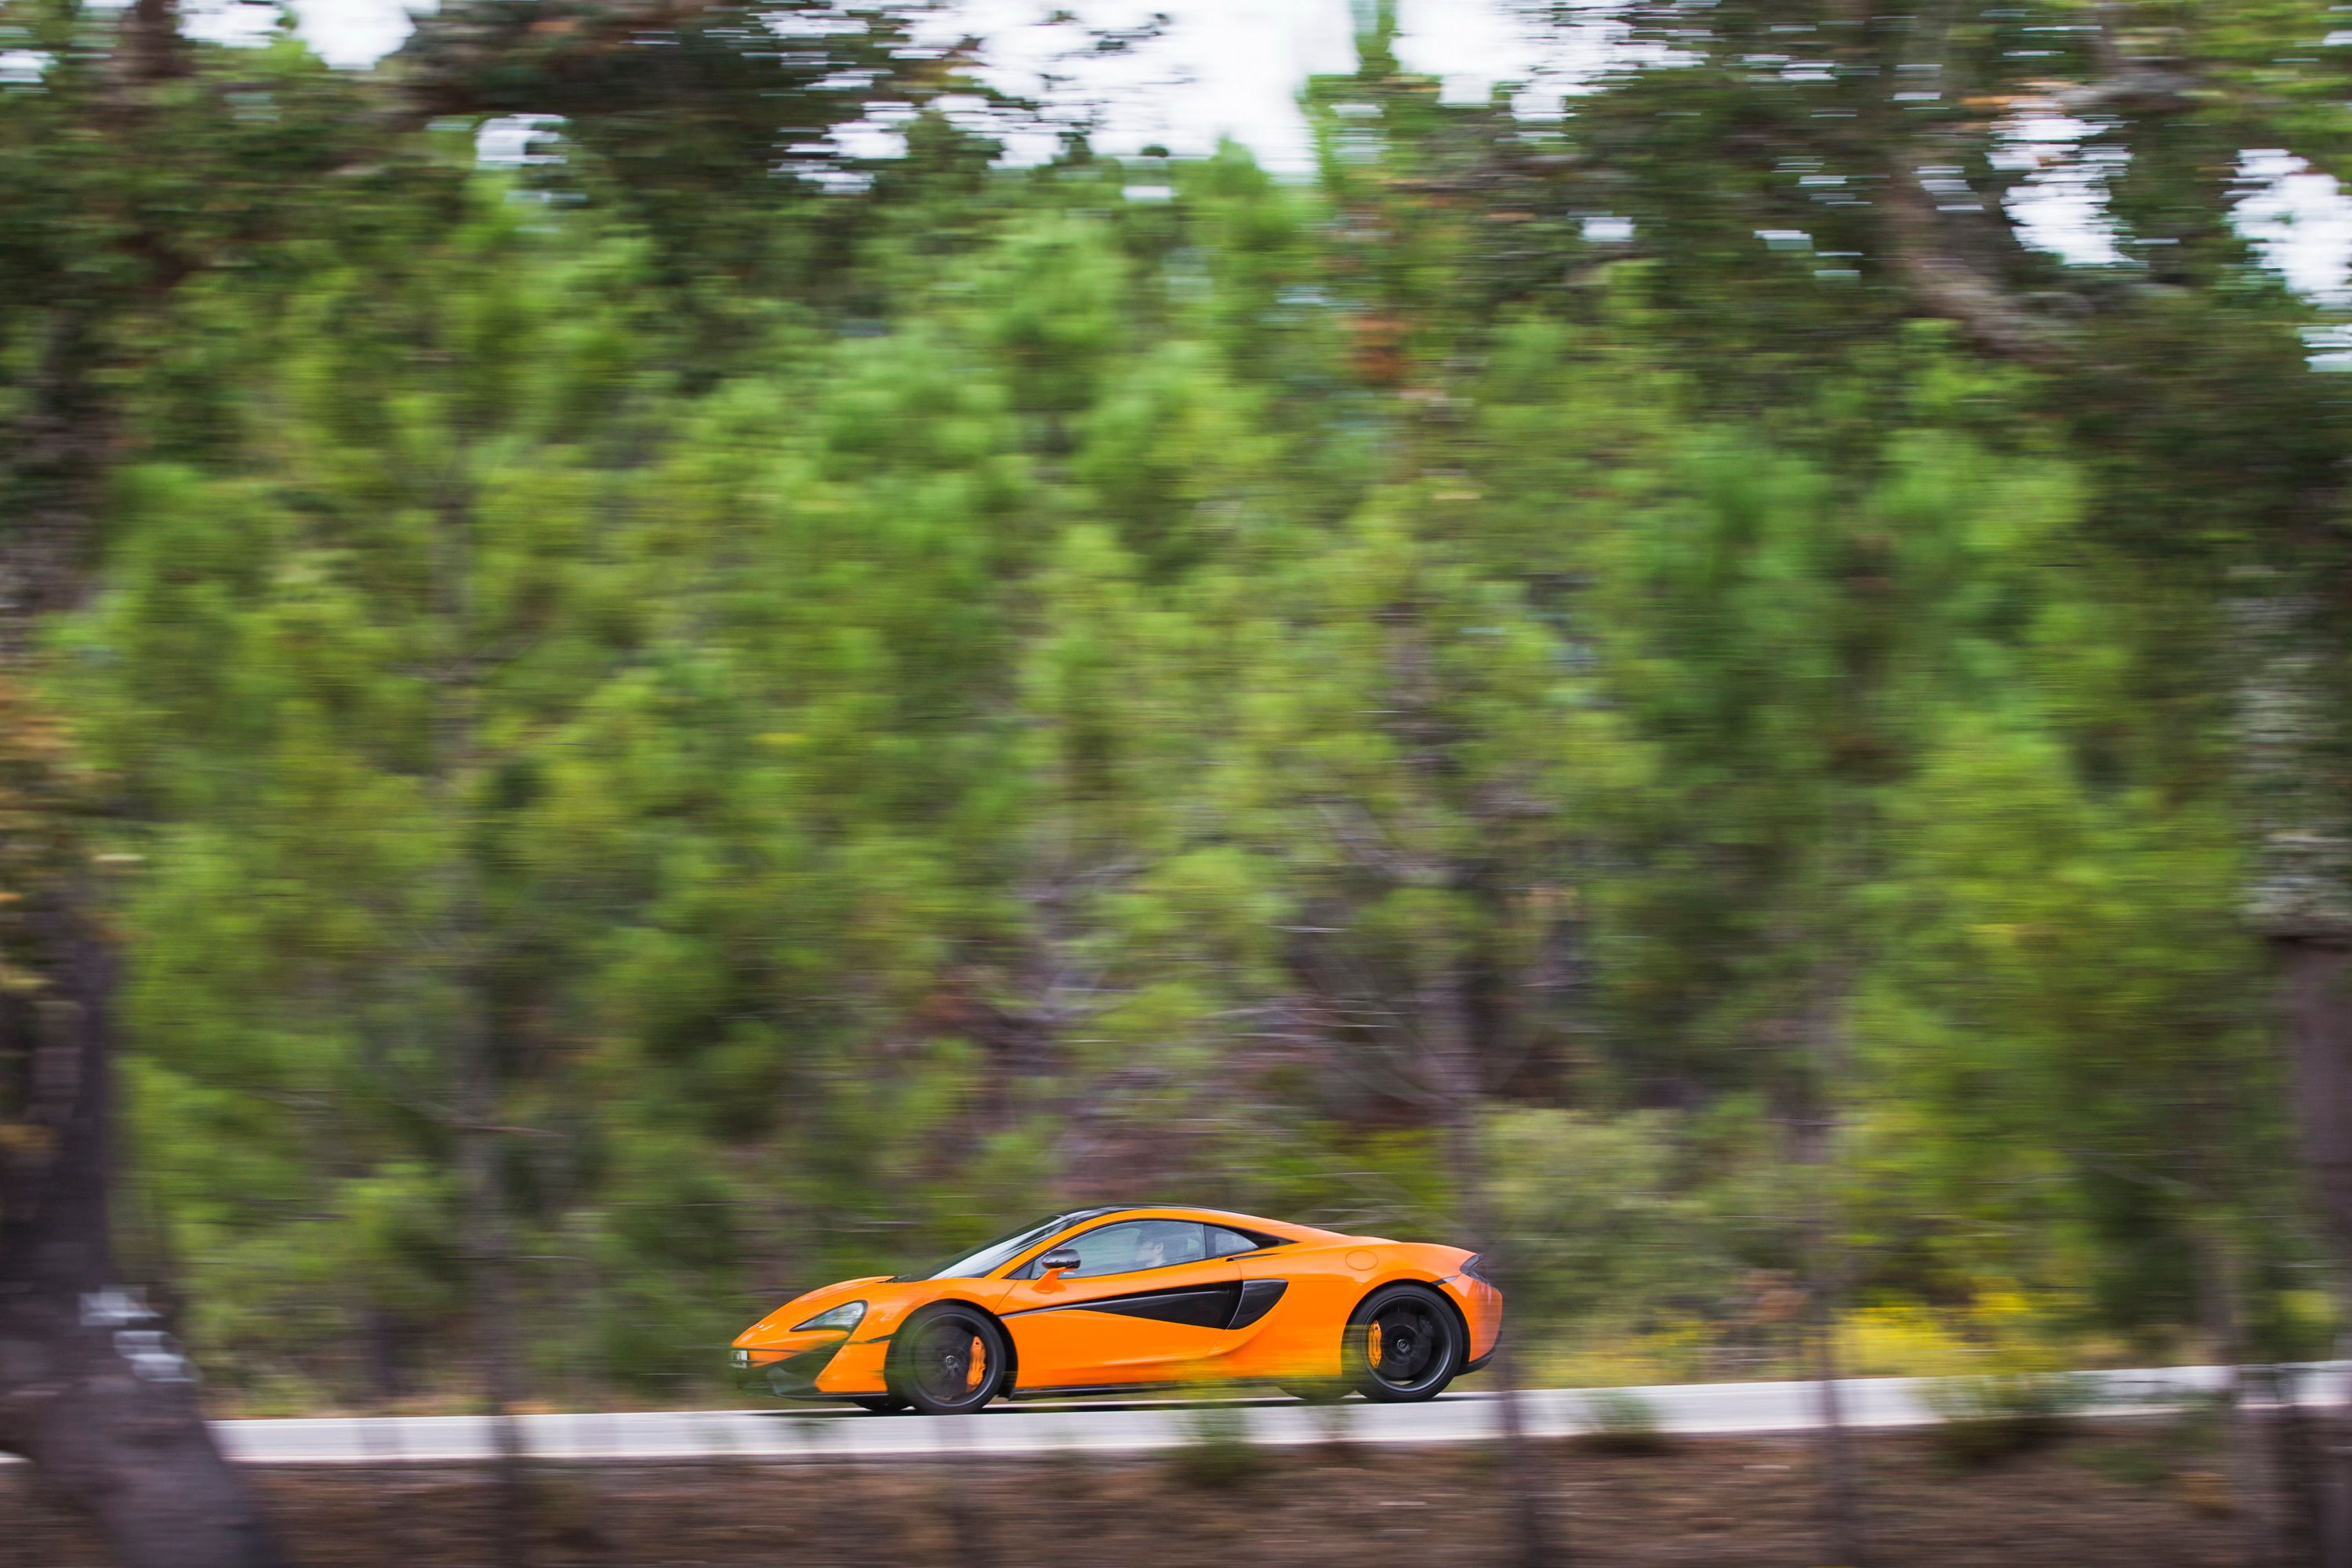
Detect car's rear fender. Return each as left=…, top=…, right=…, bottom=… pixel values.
left=1367, top=1244, right=1499, bottom=1365
left=1217, top=1240, right=1436, bottom=1381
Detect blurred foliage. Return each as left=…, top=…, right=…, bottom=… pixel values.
left=5, top=0, right=2352, bottom=1409
left=1574, top=1387, right=1671, bottom=1456
left=1173, top=1392, right=1258, bottom=1488
left=1925, top=1372, right=2092, bottom=1468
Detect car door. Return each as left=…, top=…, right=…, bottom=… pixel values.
left=995, top=1219, right=1240, bottom=1390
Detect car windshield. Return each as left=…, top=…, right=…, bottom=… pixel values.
left=913, top=1214, right=1077, bottom=1280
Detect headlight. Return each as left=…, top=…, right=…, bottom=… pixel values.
left=792, top=1301, right=866, bottom=1334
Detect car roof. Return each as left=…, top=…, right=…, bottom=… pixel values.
left=1064, top=1204, right=1348, bottom=1241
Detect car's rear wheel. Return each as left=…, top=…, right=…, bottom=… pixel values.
left=851, top=1395, right=910, bottom=1414
left=1346, top=1284, right=1461, bottom=1403
left=887, top=1304, right=1008, bottom=1415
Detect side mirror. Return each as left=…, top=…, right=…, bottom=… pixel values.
left=1036, top=1247, right=1081, bottom=1277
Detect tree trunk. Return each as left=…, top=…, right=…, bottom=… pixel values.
left=0, top=313, right=114, bottom=653
left=433, top=477, right=532, bottom=1566
left=0, top=904, right=287, bottom=1568
left=2262, top=1363, right=2332, bottom=1566
left=2194, top=1226, right=2285, bottom=1567
left=1420, top=960, right=1560, bottom=1568
left=1791, top=1103, right=1869, bottom=1568
left=456, top=1025, right=532, bottom=1568
left=2233, top=586, right=2352, bottom=1566
left=1462, top=1225, right=1557, bottom=1568
left=1784, top=956, right=1869, bottom=1568
left=2278, top=937, right=2352, bottom=1567
left=2282, top=942, right=2352, bottom=1276
left=1375, top=597, right=1563, bottom=1568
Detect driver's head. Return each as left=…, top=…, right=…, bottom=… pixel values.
left=1136, top=1235, right=1168, bottom=1268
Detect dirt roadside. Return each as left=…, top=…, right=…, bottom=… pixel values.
left=0, top=1428, right=2255, bottom=1566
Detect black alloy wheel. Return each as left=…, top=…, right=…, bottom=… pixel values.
left=887, top=1305, right=1008, bottom=1415
left=1347, top=1284, right=1461, bottom=1403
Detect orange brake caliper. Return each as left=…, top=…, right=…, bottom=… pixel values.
left=966, top=1335, right=987, bottom=1391
left=1367, top=1321, right=1384, bottom=1369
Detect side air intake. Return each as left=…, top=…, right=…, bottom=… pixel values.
left=1226, top=1279, right=1288, bottom=1330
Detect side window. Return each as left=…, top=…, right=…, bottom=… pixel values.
left=1060, top=1220, right=1208, bottom=1278
left=1206, top=1225, right=1262, bottom=1258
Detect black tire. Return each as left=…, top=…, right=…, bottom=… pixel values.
left=851, top=1395, right=910, bottom=1414
left=1345, top=1283, right=1461, bottom=1403
left=887, top=1304, right=1009, bottom=1415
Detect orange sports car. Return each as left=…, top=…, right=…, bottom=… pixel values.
left=728, top=1205, right=1502, bottom=1414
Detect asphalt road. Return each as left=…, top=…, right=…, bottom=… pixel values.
left=155, top=1363, right=2332, bottom=1465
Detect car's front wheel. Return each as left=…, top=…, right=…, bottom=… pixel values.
left=1346, top=1283, right=1462, bottom=1403
left=887, top=1304, right=1009, bottom=1415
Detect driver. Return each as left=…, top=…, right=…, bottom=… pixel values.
left=1133, top=1227, right=1200, bottom=1270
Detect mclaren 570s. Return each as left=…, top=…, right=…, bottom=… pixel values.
left=729, top=1205, right=1502, bottom=1414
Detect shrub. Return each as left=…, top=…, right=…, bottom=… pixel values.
left=1577, top=1387, right=1671, bottom=1454
left=1925, top=1373, right=2089, bottom=1466
left=1171, top=1397, right=1257, bottom=1489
